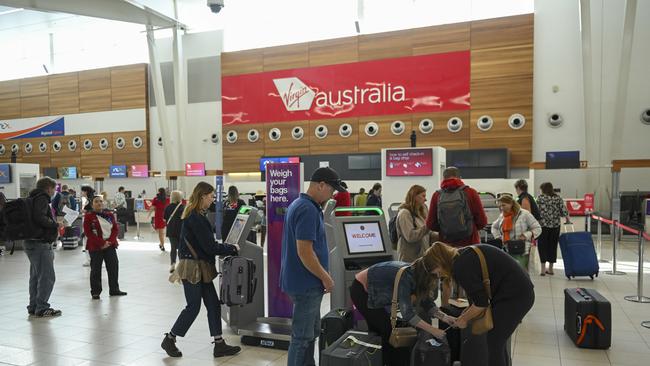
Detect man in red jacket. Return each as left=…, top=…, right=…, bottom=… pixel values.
left=426, top=167, right=487, bottom=247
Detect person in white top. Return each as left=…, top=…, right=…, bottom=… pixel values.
left=114, top=187, right=127, bottom=209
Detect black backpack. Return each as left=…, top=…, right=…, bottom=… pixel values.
left=437, top=185, right=474, bottom=242
left=389, top=209, right=417, bottom=250
left=2, top=198, right=38, bottom=241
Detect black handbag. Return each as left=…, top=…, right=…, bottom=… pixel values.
left=504, top=240, right=525, bottom=255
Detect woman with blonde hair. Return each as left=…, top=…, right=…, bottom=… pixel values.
left=349, top=249, right=448, bottom=366
left=161, top=182, right=241, bottom=359
left=396, top=185, right=436, bottom=262
left=164, top=190, right=185, bottom=273
left=491, top=195, right=541, bottom=269
left=428, top=242, right=535, bottom=366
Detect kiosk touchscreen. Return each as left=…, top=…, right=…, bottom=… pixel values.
left=224, top=216, right=247, bottom=245
left=342, top=222, right=386, bottom=255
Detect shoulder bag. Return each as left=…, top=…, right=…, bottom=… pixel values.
left=388, top=266, right=418, bottom=348
left=469, top=246, right=494, bottom=335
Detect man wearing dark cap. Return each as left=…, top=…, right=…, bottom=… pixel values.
left=280, top=167, right=345, bottom=366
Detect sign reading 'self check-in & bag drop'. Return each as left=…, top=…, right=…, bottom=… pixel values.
left=222, top=51, right=470, bottom=125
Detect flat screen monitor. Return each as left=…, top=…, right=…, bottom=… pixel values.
left=0, top=164, right=11, bottom=184
left=134, top=198, right=145, bottom=211
left=58, top=167, right=77, bottom=180
left=385, top=148, right=433, bottom=177
left=225, top=215, right=247, bottom=245
left=259, top=156, right=300, bottom=172
left=43, top=167, right=58, bottom=179
left=546, top=151, right=580, bottom=169
left=131, top=164, right=149, bottom=178
left=185, top=162, right=206, bottom=176
left=342, top=221, right=386, bottom=255
left=109, top=165, right=127, bottom=178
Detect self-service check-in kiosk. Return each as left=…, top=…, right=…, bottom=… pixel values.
left=218, top=206, right=292, bottom=350
left=324, top=201, right=395, bottom=311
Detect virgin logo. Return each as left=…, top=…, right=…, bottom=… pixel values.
left=273, top=77, right=316, bottom=111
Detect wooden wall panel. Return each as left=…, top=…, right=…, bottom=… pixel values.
left=222, top=124, right=266, bottom=173
left=49, top=72, right=79, bottom=115
left=471, top=44, right=533, bottom=80
left=55, top=136, right=81, bottom=158
left=51, top=156, right=81, bottom=171
left=112, top=131, right=148, bottom=168
left=412, top=111, right=471, bottom=150
left=309, top=37, right=359, bottom=67
left=78, top=67, right=111, bottom=91
left=358, top=115, right=414, bottom=153
left=358, top=30, right=412, bottom=62
left=111, top=65, right=146, bottom=110
left=471, top=14, right=534, bottom=50
left=263, top=43, right=309, bottom=72
left=0, top=80, right=20, bottom=99
left=411, top=22, right=470, bottom=55
left=222, top=49, right=264, bottom=76
left=308, top=119, right=359, bottom=155
left=20, top=76, right=48, bottom=97
left=263, top=121, right=311, bottom=157
left=79, top=89, right=111, bottom=112
left=21, top=155, right=51, bottom=168
left=471, top=76, right=533, bottom=110
left=469, top=107, right=532, bottom=167
left=20, top=95, right=49, bottom=118
left=0, top=98, right=21, bottom=119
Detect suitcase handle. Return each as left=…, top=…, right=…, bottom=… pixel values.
left=563, top=223, right=575, bottom=233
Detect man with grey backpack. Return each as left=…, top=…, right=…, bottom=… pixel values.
left=426, top=167, right=487, bottom=248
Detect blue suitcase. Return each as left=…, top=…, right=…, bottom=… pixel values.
left=559, top=225, right=599, bottom=279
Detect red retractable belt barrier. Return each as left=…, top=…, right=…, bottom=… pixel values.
left=591, top=214, right=650, bottom=240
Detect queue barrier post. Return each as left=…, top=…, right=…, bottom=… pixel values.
left=606, top=220, right=626, bottom=275
left=624, top=231, right=650, bottom=303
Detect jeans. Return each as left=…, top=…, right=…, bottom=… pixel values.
left=286, top=287, right=324, bottom=366
left=23, top=240, right=56, bottom=313
left=171, top=280, right=223, bottom=337
left=169, top=236, right=179, bottom=264
left=89, top=247, right=120, bottom=295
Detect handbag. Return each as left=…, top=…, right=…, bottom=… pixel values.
left=470, top=246, right=494, bottom=335
left=169, top=238, right=218, bottom=284
left=504, top=240, right=525, bottom=255
left=388, top=266, right=418, bottom=348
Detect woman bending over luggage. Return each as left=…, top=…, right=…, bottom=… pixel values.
left=83, top=195, right=127, bottom=299
left=396, top=184, right=437, bottom=262
left=349, top=250, right=449, bottom=366
left=536, top=182, right=571, bottom=276
left=430, top=242, right=535, bottom=366
left=161, top=182, right=241, bottom=359
left=491, top=195, right=541, bottom=270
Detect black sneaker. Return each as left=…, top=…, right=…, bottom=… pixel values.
left=92, top=294, right=100, bottom=300
left=161, top=333, right=182, bottom=357
left=109, top=291, right=127, bottom=296
left=27, top=309, right=35, bottom=316
left=212, top=339, right=241, bottom=357
left=37, top=308, right=62, bottom=317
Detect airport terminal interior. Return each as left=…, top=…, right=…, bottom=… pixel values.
left=0, top=0, right=649, bottom=365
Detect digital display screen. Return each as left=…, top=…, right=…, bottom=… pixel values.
left=225, top=215, right=247, bottom=245
left=0, top=164, right=11, bottom=184
left=260, top=157, right=300, bottom=172
left=109, top=165, right=127, bottom=178
left=342, top=222, right=386, bottom=255
left=131, top=164, right=149, bottom=178
left=43, top=167, right=58, bottom=179
left=546, top=151, right=580, bottom=169
left=134, top=199, right=145, bottom=211
left=386, top=149, right=433, bottom=176
left=58, top=167, right=77, bottom=180
left=185, top=162, right=206, bottom=176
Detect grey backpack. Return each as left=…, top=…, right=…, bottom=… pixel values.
left=220, top=256, right=257, bottom=306
left=437, top=185, right=474, bottom=242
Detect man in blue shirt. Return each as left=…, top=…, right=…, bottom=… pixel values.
left=281, top=167, right=346, bottom=366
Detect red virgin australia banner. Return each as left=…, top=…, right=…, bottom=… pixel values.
left=222, top=50, right=470, bottom=125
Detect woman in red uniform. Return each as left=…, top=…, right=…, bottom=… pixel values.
left=150, top=188, right=168, bottom=251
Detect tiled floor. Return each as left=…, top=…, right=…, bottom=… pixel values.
left=0, top=227, right=648, bottom=365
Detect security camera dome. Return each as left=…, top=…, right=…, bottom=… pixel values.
left=39, top=141, right=47, bottom=152
left=419, top=119, right=434, bottom=134
left=24, top=143, right=33, bottom=154
left=83, top=139, right=93, bottom=150
left=548, top=113, right=563, bottom=128
left=269, top=128, right=281, bottom=141
left=508, top=114, right=526, bottom=130
left=115, top=137, right=126, bottom=150
left=447, top=117, right=463, bottom=133
left=365, top=122, right=379, bottom=136
left=391, top=121, right=405, bottom=135
left=210, top=133, right=219, bottom=143
left=477, top=115, right=493, bottom=131
left=247, top=129, right=260, bottom=143
left=339, top=123, right=352, bottom=138
left=315, top=125, right=328, bottom=139
left=292, top=126, right=304, bottom=140
left=226, top=130, right=238, bottom=143
left=641, top=109, right=650, bottom=125
left=68, top=140, right=77, bottom=151
left=99, top=138, right=109, bottom=150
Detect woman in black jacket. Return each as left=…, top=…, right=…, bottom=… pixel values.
left=221, top=185, right=246, bottom=240
left=164, top=190, right=185, bottom=273
left=161, top=182, right=241, bottom=359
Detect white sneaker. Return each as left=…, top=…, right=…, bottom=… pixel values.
left=83, top=260, right=90, bottom=267
left=170, top=264, right=176, bottom=273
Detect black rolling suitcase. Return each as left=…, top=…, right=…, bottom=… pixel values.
left=319, top=308, right=354, bottom=355
left=410, top=330, right=450, bottom=366
left=321, top=330, right=382, bottom=366
left=564, top=288, right=611, bottom=349
left=118, top=223, right=125, bottom=239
